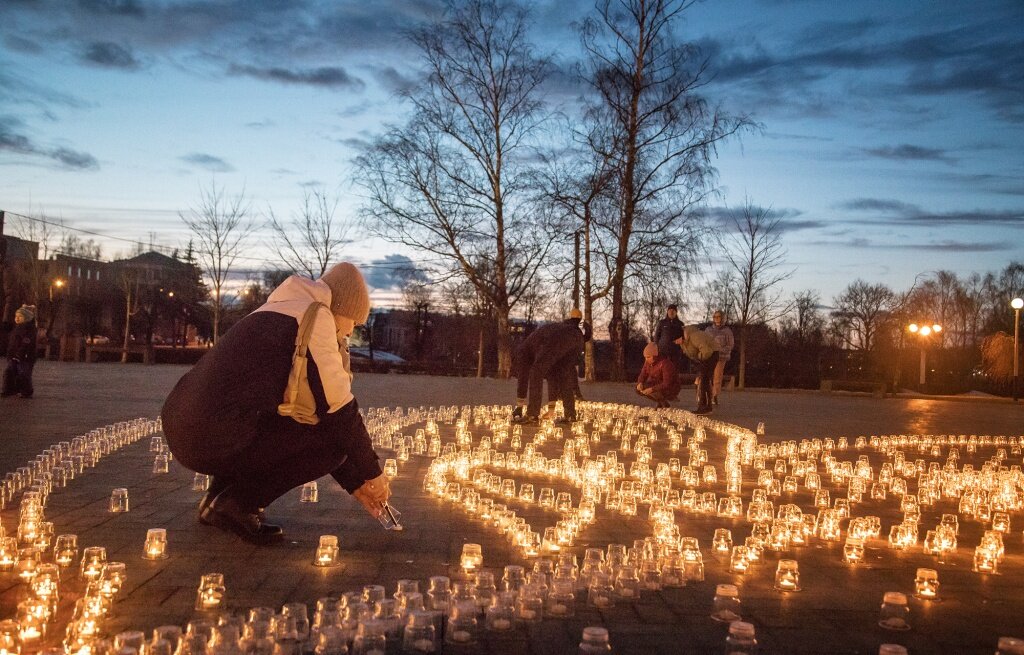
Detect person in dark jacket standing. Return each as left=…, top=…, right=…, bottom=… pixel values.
left=635, top=342, right=680, bottom=408
left=161, top=263, right=389, bottom=544
left=654, top=304, right=684, bottom=370
left=512, top=309, right=591, bottom=425
left=3, top=305, right=38, bottom=398
left=674, top=325, right=719, bottom=415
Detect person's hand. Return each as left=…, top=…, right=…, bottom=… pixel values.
left=352, top=473, right=391, bottom=518
left=642, top=388, right=653, bottom=395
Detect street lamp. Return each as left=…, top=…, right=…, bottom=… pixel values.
left=49, top=277, right=65, bottom=302
left=907, top=322, right=942, bottom=387
left=1012, top=297, right=1023, bottom=402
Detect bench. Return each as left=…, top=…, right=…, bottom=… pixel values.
left=820, top=378, right=886, bottom=398
left=85, top=344, right=154, bottom=364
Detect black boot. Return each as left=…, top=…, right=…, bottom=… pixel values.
left=200, top=493, right=283, bottom=544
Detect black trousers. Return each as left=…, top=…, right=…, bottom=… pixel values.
left=696, top=352, right=719, bottom=410
left=173, top=401, right=373, bottom=510
left=518, top=353, right=578, bottom=418
left=2, top=359, right=33, bottom=398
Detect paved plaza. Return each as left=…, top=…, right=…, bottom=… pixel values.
left=1, top=362, right=1022, bottom=654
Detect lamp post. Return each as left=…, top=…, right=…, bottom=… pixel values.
left=1012, top=297, right=1023, bottom=402
left=907, top=322, right=942, bottom=388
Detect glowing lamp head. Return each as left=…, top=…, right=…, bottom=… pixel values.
left=919, top=326, right=931, bottom=336
left=1012, top=297, right=1023, bottom=310
left=908, top=324, right=918, bottom=333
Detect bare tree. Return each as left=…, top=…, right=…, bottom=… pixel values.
left=266, top=189, right=352, bottom=278
left=357, top=0, right=552, bottom=378
left=780, top=289, right=825, bottom=345
left=697, top=269, right=737, bottom=322
left=539, top=144, right=617, bottom=380
left=180, top=182, right=255, bottom=343
left=719, top=201, right=793, bottom=388
left=115, top=265, right=144, bottom=363
left=579, top=0, right=752, bottom=380
left=831, top=279, right=897, bottom=353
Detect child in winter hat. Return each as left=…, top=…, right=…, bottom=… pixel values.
left=14, top=305, right=36, bottom=323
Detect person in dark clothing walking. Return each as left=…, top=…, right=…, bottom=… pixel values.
left=674, top=325, right=719, bottom=415
left=161, top=263, right=389, bottom=544
left=3, top=305, right=38, bottom=398
left=512, top=309, right=591, bottom=425
left=653, top=304, right=684, bottom=370
left=635, top=342, right=680, bottom=408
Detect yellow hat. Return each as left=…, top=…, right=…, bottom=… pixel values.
left=568, top=308, right=583, bottom=319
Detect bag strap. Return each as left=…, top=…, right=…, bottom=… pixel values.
left=283, top=302, right=327, bottom=406
left=294, top=302, right=325, bottom=358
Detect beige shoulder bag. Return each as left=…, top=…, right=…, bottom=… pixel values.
left=277, top=302, right=327, bottom=425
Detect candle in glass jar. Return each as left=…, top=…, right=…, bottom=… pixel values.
left=314, top=535, right=339, bottom=567
left=143, top=528, right=167, bottom=560
left=774, top=560, right=801, bottom=591
left=913, top=568, right=938, bottom=599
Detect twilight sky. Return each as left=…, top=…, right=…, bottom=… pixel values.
left=1, top=0, right=1021, bottom=313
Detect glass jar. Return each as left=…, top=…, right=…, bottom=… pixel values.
left=578, top=626, right=613, bottom=654
left=711, top=584, right=741, bottom=623
left=613, top=566, right=641, bottom=600
left=351, top=619, right=386, bottom=655
left=878, top=592, right=910, bottom=631
left=501, top=565, right=526, bottom=593
left=400, top=610, right=437, bottom=654
left=724, top=621, right=757, bottom=655
left=546, top=579, right=575, bottom=618
left=426, top=577, right=451, bottom=614
left=587, top=571, right=614, bottom=609
left=444, top=600, right=479, bottom=647
left=484, top=591, right=515, bottom=632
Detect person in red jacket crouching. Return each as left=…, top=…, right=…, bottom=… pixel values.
left=635, top=342, right=681, bottom=408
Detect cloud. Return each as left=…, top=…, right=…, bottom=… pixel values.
left=81, top=41, right=140, bottom=69
left=704, top=14, right=1024, bottom=123
left=807, top=237, right=1011, bottom=253
left=0, top=117, right=99, bottom=169
left=371, top=66, right=418, bottom=95
left=837, top=197, right=1024, bottom=227
left=77, top=0, right=145, bottom=17
left=228, top=64, right=365, bottom=90
left=862, top=144, right=954, bottom=163
left=698, top=205, right=814, bottom=232
left=179, top=152, right=234, bottom=172
left=363, top=254, right=429, bottom=290
left=838, top=198, right=920, bottom=213
left=338, top=136, right=371, bottom=151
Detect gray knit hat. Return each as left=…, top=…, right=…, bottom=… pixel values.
left=15, top=304, right=36, bottom=322
left=319, top=262, right=371, bottom=324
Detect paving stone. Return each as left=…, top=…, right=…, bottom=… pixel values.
left=1, top=362, right=1023, bottom=654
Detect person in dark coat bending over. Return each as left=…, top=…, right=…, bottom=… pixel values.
left=3, top=304, right=38, bottom=398
left=512, top=308, right=591, bottom=425
left=161, top=262, right=389, bottom=544
left=674, top=325, right=720, bottom=415
left=635, top=342, right=680, bottom=408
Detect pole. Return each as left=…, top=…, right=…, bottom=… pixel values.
left=919, top=347, right=926, bottom=387
left=1014, top=307, right=1020, bottom=402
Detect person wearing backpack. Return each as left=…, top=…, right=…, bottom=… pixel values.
left=161, top=262, right=388, bottom=544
